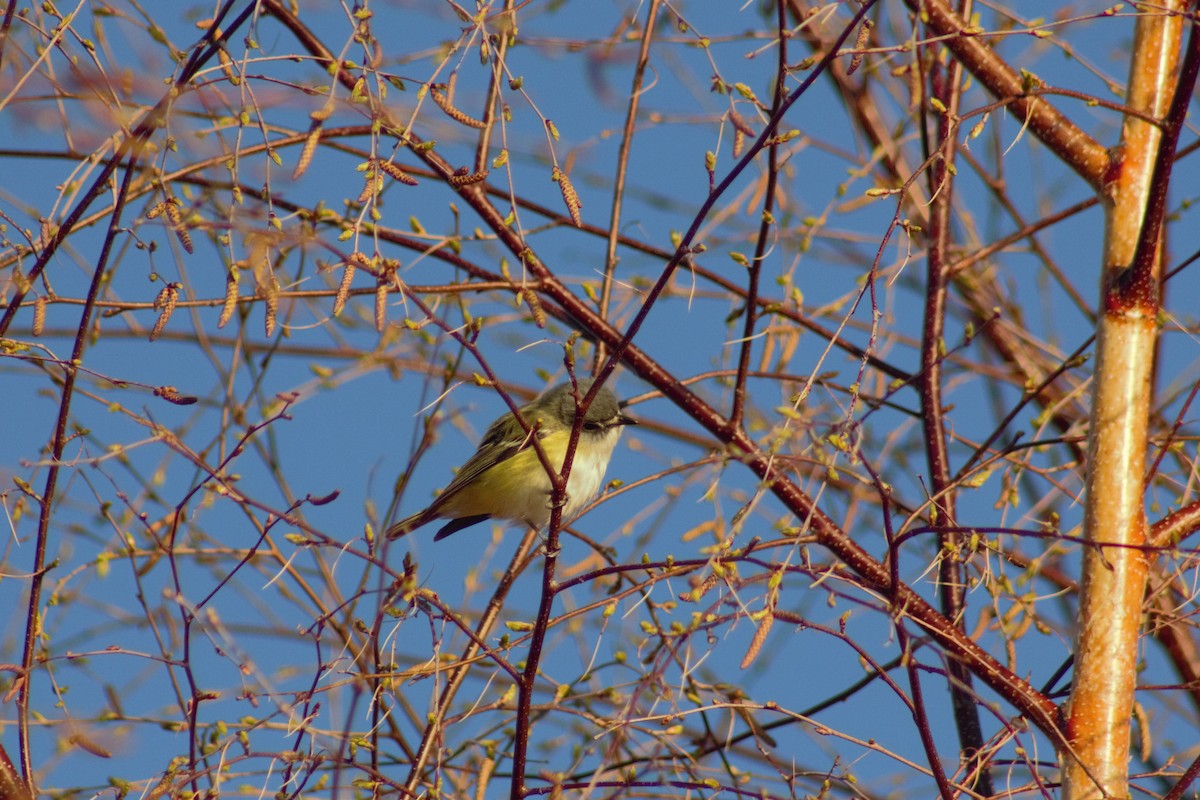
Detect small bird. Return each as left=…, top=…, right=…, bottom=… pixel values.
left=386, top=379, right=636, bottom=541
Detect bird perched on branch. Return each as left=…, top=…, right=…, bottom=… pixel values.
left=386, top=378, right=636, bottom=541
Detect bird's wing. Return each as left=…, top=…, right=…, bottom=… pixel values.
left=429, top=415, right=543, bottom=508
left=387, top=408, right=545, bottom=540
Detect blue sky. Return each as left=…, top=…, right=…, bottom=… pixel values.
left=3, top=1, right=1200, bottom=797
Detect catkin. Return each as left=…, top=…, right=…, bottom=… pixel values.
left=150, top=283, right=179, bottom=342
left=378, top=159, right=419, bottom=186
left=848, top=19, right=872, bottom=76
left=551, top=167, right=582, bottom=227
left=333, top=262, right=355, bottom=317
left=32, top=296, right=46, bottom=336
left=219, top=263, right=240, bottom=329
left=739, top=611, right=774, bottom=669
left=448, top=168, right=489, bottom=187
left=374, top=279, right=388, bottom=332
left=264, top=285, right=278, bottom=337
left=292, top=122, right=322, bottom=180
left=729, top=109, right=757, bottom=136
left=163, top=199, right=194, bottom=254
left=429, top=83, right=486, bottom=129
left=521, top=288, right=545, bottom=328
left=680, top=572, right=720, bottom=602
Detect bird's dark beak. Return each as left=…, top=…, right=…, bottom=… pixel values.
left=617, top=414, right=638, bottom=427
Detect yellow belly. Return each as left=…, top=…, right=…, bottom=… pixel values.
left=438, top=432, right=617, bottom=530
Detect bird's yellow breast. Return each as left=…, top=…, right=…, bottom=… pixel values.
left=436, top=429, right=618, bottom=530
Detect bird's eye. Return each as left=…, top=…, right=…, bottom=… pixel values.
left=584, top=421, right=604, bottom=432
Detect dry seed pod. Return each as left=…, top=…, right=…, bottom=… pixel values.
left=293, top=122, right=322, bottom=180
left=551, top=166, right=582, bottom=227
left=333, top=262, right=355, bottom=317
left=732, top=128, right=745, bottom=158
left=145, top=201, right=168, bottom=220
left=429, top=83, right=486, bottom=129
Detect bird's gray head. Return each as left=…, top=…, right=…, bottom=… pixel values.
left=542, top=379, right=633, bottom=431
